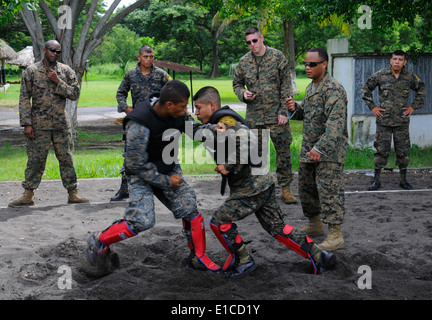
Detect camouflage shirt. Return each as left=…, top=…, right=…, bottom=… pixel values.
left=289, top=73, right=348, bottom=164
left=19, top=61, right=80, bottom=130
left=202, top=110, right=275, bottom=199
left=233, top=46, right=292, bottom=125
left=124, top=95, right=217, bottom=188
left=361, top=67, right=426, bottom=127
left=116, top=63, right=172, bottom=113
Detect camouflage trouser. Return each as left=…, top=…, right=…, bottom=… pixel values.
left=211, top=184, right=311, bottom=246
left=124, top=165, right=199, bottom=234
left=22, top=129, right=77, bottom=190
left=374, top=124, right=410, bottom=169
left=298, top=161, right=345, bottom=225
left=253, top=123, right=293, bottom=186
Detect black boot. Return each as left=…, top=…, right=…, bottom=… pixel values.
left=368, top=169, right=381, bottom=191
left=225, top=245, right=257, bottom=279
left=110, top=175, right=129, bottom=201
left=316, top=250, right=337, bottom=274
left=399, top=169, right=413, bottom=190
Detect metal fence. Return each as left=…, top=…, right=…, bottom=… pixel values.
left=352, top=54, right=432, bottom=115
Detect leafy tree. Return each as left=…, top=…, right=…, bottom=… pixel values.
left=304, top=0, right=432, bottom=52
left=90, top=25, right=143, bottom=74
left=16, top=0, right=150, bottom=132
left=0, top=0, right=35, bottom=25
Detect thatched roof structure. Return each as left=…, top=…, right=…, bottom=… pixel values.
left=153, top=60, right=205, bottom=110
left=6, top=46, right=35, bottom=68
left=0, top=39, right=18, bottom=60
left=154, top=60, right=204, bottom=74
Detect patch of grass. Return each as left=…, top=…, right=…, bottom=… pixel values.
left=0, top=73, right=311, bottom=108
left=2, top=124, right=431, bottom=181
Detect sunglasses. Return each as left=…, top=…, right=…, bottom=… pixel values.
left=302, top=60, right=325, bottom=68
left=246, top=38, right=259, bottom=45
left=46, top=47, right=61, bottom=54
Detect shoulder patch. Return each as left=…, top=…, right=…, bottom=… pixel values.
left=220, top=115, right=237, bottom=127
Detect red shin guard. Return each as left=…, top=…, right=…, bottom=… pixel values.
left=99, top=220, right=137, bottom=246
left=185, top=213, right=220, bottom=271
left=275, top=224, right=319, bottom=274
left=210, top=221, right=243, bottom=271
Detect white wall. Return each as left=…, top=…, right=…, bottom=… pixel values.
left=328, top=39, right=432, bottom=148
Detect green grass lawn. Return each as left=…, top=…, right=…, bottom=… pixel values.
left=2, top=71, right=431, bottom=181
left=1, top=120, right=431, bottom=181
left=0, top=74, right=310, bottom=108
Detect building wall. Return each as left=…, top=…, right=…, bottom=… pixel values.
left=329, top=42, right=432, bottom=148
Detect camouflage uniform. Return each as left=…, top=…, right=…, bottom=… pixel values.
left=116, top=63, right=172, bottom=113
left=361, top=67, right=425, bottom=169
left=120, top=97, right=217, bottom=233
left=124, top=121, right=198, bottom=233
left=19, top=60, right=80, bottom=190
left=85, top=94, right=222, bottom=272
left=114, top=63, right=172, bottom=190
left=209, top=111, right=311, bottom=243
left=233, top=46, right=293, bottom=187
left=289, top=73, right=348, bottom=225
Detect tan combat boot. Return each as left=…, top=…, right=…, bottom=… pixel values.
left=300, top=215, right=324, bottom=236
left=281, top=185, right=297, bottom=204
left=68, top=188, right=90, bottom=204
left=8, top=189, right=35, bottom=207
left=318, top=224, right=345, bottom=252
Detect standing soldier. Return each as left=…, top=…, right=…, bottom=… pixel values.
left=111, top=45, right=172, bottom=201
left=9, top=40, right=88, bottom=207
left=233, top=27, right=297, bottom=204
left=193, top=86, right=336, bottom=278
left=361, top=50, right=426, bottom=190
left=287, top=48, right=348, bottom=252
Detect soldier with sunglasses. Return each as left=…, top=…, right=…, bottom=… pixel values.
left=287, top=48, right=348, bottom=252
left=233, top=27, right=297, bottom=205
left=9, top=40, right=88, bottom=207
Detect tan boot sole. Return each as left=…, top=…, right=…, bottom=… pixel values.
left=318, top=241, right=345, bottom=252
left=8, top=201, right=34, bottom=208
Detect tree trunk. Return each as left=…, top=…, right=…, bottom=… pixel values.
left=207, top=29, right=220, bottom=78
left=283, top=19, right=298, bottom=95
left=19, top=0, right=150, bottom=136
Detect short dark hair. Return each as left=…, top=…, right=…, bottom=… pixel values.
left=245, top=27, right=261, bottom=37
left=193, top=86, right=221, bottom=107
left=308, top=48, right=329, bottom=62
left=393, top=50, right=407, bottom=59
left=159, top=80, right=190, bottom=105
left=139, top=45, right=153, bottom=55
left=45, top=39, right=60, bottom=48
